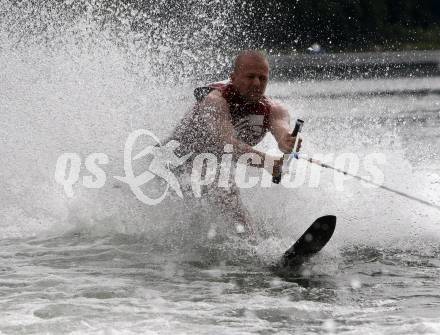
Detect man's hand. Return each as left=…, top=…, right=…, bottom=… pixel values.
left=278, top=132, right=302, bottom=154
left=263, top=154, right=284, bottom=176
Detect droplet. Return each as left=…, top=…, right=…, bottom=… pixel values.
left=270, top=278, right=283, bottom=288
left=236, top=224, right=245, bottom=234
left=350, top=278, right=362, bottom=289
left=323, top=319, right=336, bottom=333
left=301, top=268, right=312, bottom=277
left=207, top=227, right=216, bottom=239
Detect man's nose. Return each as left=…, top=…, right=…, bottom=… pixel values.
left=252, top=77, right=261, bottom=86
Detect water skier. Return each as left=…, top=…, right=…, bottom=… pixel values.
left=168, top=50, right=302, bottom=239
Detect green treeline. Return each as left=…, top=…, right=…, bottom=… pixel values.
left=28, top=0, right=437, bottom=53
left=242, top=0, right=440, bottom=52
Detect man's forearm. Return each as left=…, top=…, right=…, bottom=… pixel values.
left=227, top=136, right=267, bottom=168
left=269, top=104, right=293, bottom=153
left=271, top=120, right=291, bottom=148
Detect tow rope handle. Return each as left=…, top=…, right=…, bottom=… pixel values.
left=272, top=119, right=304, bottom=184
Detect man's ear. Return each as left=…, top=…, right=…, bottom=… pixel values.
left=230, top=72, right=235, bottom=83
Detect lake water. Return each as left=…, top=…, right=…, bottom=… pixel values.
left=1, top=1, right=440, bottom=334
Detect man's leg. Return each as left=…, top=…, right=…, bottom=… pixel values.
left=174, top=159, right=256, bottom=240
left=205, top=180, right=256, bottom=239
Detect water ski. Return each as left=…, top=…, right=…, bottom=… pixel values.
left=280, top=215, right=336, bottom=269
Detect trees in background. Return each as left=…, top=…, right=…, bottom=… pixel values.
left=242, top=0, right=440, bottom=52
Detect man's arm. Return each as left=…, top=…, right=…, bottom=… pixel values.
left=269, top=102, right=301, bottom=154
left=198, top=91, right=277, bottom=169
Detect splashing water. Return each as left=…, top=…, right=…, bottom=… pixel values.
left=0, top=0, right=247, bottom=240
left=1, top=1, right=440, bottom=333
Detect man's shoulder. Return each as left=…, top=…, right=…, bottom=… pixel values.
left=206, top=89, right=224, bottom=100
left=194, top=80, right=229, bottom=102
left=201, top=90, right=228, bottom=107
left=266, top=98, right=289, bottom=117
left=265, top=98, right=284, bottom=110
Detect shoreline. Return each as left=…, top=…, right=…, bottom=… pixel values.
left=268, top=50, right=440, bottom=80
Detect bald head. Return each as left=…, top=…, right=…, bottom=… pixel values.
left=233, top=50, right=269, bottom=74
left=231, top=50, right=269, bottom=102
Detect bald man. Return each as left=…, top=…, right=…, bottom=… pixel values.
left=168, top=50, right=301, bottom=239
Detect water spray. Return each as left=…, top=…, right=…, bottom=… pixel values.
left=290, top=152, right=440, bottom=211
left=276, top=120, right=440, bottom=211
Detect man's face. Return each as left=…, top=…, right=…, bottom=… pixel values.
left=231, top=56, right=269, bottom=102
